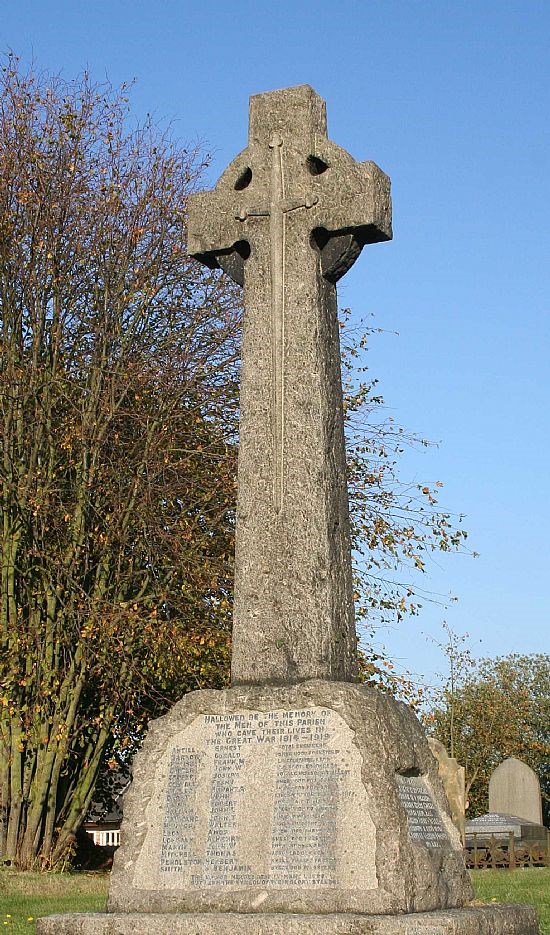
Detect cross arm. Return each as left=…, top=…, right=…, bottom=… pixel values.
left=187, top=150, right=258, bottom=285
left=187, top=189, right=245, bottom=261
left=309, top=152, right=392, bottom=244
left=307, top=150, right=392, bottom=282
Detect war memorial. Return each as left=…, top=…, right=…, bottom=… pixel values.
left=37, top=85, right=539, bottom=935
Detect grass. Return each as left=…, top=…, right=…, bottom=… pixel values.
left=471, top=867, right=550, bottom=934
left=0, top=868, right=548, bottom=933
left=0, top=872, right=108, bottom=934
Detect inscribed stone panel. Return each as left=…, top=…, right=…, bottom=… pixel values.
left=396, top=776, right=450, bottom=849
left=132, top=706, right=377, bottom=892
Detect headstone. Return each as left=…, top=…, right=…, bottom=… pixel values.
left=428, top=738, right=466, bottom=842
left=489, top=757, right=543, bottom=825
left=37, top=85, right=540, bottom=935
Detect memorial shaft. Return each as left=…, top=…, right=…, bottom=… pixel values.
left=188, top=85, right=392, bottom=686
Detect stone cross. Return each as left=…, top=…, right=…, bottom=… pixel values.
left=188, top=85, right=391, bottom=686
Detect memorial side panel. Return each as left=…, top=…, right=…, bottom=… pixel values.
left=396, top=776, right=450, bottom=848
left=132, top=707, right=377, bottom=892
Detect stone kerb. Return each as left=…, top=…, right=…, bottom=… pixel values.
left=37, top=905, right=541, bottom=935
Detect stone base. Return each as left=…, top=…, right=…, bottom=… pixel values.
left=36, top=904, right=540, bottom=934
left=109, top=683, right=473, bottom=916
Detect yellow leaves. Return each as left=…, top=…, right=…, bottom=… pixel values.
left=418, top=484, right=437, bottom=505
left=130, top=225, right=145, bottom=244
left=413, top=555, right=425, bottom=572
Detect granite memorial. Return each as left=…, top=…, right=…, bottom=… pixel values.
left=37, top=85, right=539, bottom=934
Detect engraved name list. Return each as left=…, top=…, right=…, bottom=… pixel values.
left=133, top=706, right=378, bottom=892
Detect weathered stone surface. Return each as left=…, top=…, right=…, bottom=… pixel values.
left=36, top=904, right=541, bottom=934
left=465, top=811, right=547, bottom=845
left=187, top=85, right=392, bottom=686
left=428, top=738, right=466, bottom=842
left=106, top=682, right=471, bottom=916
left=489, top=757, right=543, bottom=825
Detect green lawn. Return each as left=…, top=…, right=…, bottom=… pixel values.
left=0, top=872, right=108, bottom=934
left=471, top=867, right=550, bottom=934
left=0, top=868, right=548, bottom=934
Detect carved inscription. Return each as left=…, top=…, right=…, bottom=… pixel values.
left=160, top=749, right=201, bottom=872
left=133, top=707, right=377, bottom=892
left=396, top=775, right=449, bottom=848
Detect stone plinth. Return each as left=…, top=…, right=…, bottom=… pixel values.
left=105, top=682, right=470, bottom=917
left=36, top=904, right=540, bottom=934
left=37, top=682, right=540, bottom=932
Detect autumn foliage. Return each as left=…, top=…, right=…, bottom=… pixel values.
left=425, top=652, right=550, bottom=821
left=0, top=58, right=240, bottom=867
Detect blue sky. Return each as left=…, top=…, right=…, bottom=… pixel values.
left=4, top=1, right=549, bottom=686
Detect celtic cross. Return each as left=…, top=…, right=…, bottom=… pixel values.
left=188, top=85, right=391, bottom=685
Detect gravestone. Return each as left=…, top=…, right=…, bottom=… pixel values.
left=489, top=757, right=543, bottom=825
left=428, top=738, right=466, bottom=842
left=465, top=812, right=547, bottom=846
left=37, top=85, right=539, bottom=935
